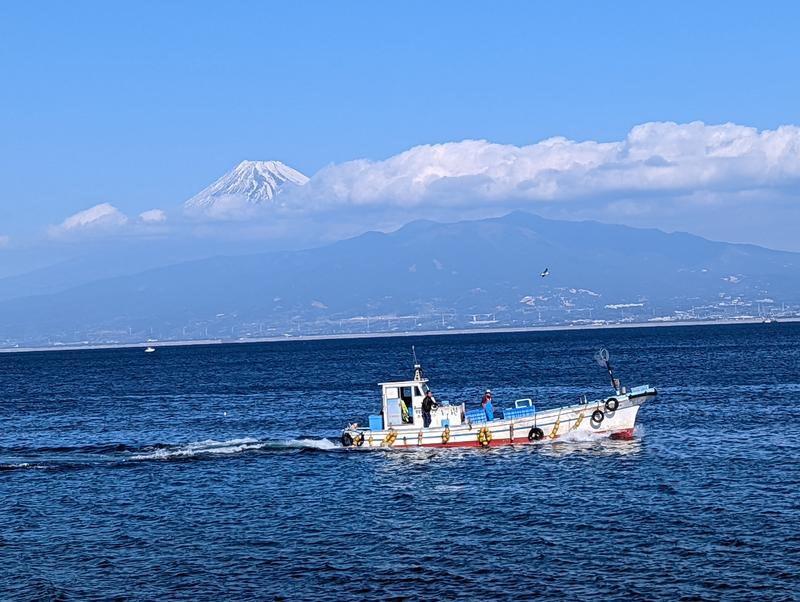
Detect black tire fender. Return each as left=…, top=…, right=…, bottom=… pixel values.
left=592, top=409, right=604, bottom=423
left=605, top=397, right=619, bottom=412
left=341, top=433, right=354, bottom=447
left=528, top=427, right=544, bottom=441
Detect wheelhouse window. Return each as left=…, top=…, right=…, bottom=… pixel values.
left=384, top=385, right=413, bottom=426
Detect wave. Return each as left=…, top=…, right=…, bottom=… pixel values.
left=282, top=438, right=339, bottom=451
left=0, top=462, right=51, bottom=472
left=0, top=442, right=138, bottom=455
left=1, top=437, right=340, bottom=462
left=554, top=429, right=600, bottom=443
left=128, top=437, right=339, bottom=461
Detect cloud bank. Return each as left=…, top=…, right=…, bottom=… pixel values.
left=50, top=203, right=167, bottom=239
left=287, top=122, right=800, bottom=213
left=37, top=121, right=800, bottom=252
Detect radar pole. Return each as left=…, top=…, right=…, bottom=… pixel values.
left=412, top=346, right=423, bottom=381
left=598, top=348, right=620, bottom=394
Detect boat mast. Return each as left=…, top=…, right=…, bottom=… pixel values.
left=412, top=346, right=423, bottom=381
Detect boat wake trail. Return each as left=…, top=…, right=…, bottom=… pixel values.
left=128, top=437, right=340, bottom=461
left=0, top=437, right=341, bottom=470
left=0, top=462, right=50, bottom=472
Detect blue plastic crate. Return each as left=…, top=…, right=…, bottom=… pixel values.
left=465, top=409, right=487, bottom=424
left=369, top=415, right=383, bottom=430
left=502, top=405, right=536, bottom=420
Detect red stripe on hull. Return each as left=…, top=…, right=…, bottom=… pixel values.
left=609, top=428, right=634, bottom=440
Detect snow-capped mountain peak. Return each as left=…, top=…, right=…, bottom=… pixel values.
left=184, top=160, right=309, bottom=211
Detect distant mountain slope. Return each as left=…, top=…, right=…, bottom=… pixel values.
left=184, top=160, right=309, bottom=213
left=0, top=212, right=797, bottom=343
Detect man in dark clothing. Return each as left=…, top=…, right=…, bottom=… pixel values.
left=422, top=390, right=436, bottom=428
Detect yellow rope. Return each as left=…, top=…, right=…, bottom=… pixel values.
left=549, top=410, right=562, bottom=439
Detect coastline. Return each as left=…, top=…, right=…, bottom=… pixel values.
left=1, top=316, right=796, bottom=354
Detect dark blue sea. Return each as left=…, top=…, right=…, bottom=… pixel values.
left=2, top=324, right=799, bottom=601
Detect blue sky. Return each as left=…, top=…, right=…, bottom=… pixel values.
left=1, top=1, right=800, bottom=249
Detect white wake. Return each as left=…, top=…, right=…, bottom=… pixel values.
left=129, top=437, right=338, bottom=461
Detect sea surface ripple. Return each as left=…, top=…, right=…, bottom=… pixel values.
left=2, top=324, right=799, bottom=600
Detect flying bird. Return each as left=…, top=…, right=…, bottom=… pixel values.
left=540, top=268, right=550, bottom=278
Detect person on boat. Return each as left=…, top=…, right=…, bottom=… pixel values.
left=422, top=390, right=436, bottom=427
left=482, top=389, right=495, bottom=421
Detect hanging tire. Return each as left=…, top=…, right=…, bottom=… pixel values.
left=605, top=397, right=619, bottom=412
left=528, top=427, right=544, bottom=441
left=592, top=409, right=604, bottom=423
left=341, top=433, right=354, bottom=447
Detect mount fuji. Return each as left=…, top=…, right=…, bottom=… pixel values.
left=184, top=160, right=309, bottom=214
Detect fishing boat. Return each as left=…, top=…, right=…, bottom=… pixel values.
left=144, top=346, right=156, bottom=353
left=340, top=349, right=656, bottom=449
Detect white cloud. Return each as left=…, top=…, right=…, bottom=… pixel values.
left=50, top=203, right=129, bottom=237
left=48, top=204, right=171, bottom=240
left=139, top=209, right=167, bottom=223
left=192, top=195, right=261, bottom=221
left=286, top=121, right=800, bottom=212
left=34, top=121, right=800, bottom=251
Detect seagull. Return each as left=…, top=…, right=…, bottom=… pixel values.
left=540, top=267, right=550, bottom=278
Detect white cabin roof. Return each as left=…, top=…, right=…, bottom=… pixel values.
left=378, top=378, right=428, bottom=387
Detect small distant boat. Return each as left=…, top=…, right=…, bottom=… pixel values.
left=761, top=317, right=778, bottom=324
left=144, top=346, right=156, bottom=353
left=340, top=349, right=656, bottom=449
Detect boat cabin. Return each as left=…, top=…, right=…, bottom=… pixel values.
left=374, top=364, right=465, bottom=431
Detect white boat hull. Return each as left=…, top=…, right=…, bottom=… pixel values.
left=342, top=388, right=655, bottom=449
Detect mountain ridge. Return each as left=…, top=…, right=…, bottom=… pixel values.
left=0, top=212, right=797, bottom=345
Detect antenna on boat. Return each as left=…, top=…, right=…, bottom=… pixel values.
left=412, top=346, right=423, bottom=381
left=595, top=348, right=620, bottom=394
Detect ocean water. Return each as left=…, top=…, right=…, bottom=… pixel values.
left=1, top=324, right=799, bottom=601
